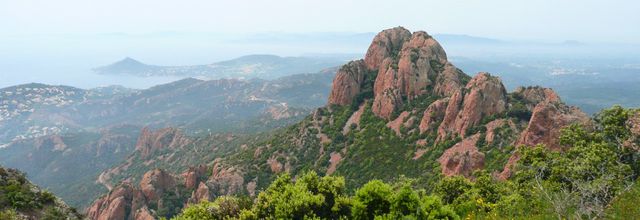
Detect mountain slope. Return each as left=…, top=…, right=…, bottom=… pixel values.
left=87, top=27, right=592, bottom=219
left=0, top=70, right=335, bottom=208
left=0, top=166, right=82, bottom=219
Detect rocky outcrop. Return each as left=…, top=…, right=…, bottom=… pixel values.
left=437, top=73, right=507, bottom=140
left=626, top=111, right=640, bottom=149
left=513, top=86, right=560, bottom=107
left=140, top=169, right=176, bottom=202
left=88, top=168, right=183, bottom=220
left=181, top=165, right=208, bottom=190
left=136, top=127, right=191, bottom=159
left=328, top=60, right=367, bottom=106
left=499, top=96, right=590, bottom=179
left=208, top=159, right=245, bottom=196
left=87, top=183, right=149, bottom=220
left=364, top=27, right=412, bottom=70
left=438, top=134, right=484, bottom=177
left=433, top=63, right=467, bottom=97
left=342, top=102, right=367, bottom=135
left=329, top=27, right=453, bottom=119
left=484, top=119, right=516, bottom=145
left=371, top=30, right=449, bottom=119
left=386, top=111, right=411, bottom=136
left=517, top=102, right=589, bottom=150
left=188, top=182, right=211, bottom=204
left=326, top=152, right=343, bottom=175
left=419, top=98, right=449, bottom=134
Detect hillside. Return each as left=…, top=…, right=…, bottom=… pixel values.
left=0, top=70, right=335, bottom=208
left=94, top=55, right=347, bottom=79
left=0, top=166, right=82, bottom=219
left=84, top=27, right=640, bottom=219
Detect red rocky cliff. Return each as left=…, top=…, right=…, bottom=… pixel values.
left=328, top=27, right=589, bottom=177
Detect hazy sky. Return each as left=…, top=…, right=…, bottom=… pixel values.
left=1, top=0, right=639, bottom=43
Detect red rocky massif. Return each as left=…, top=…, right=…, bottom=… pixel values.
left=88, top=27, right=591, bottom=219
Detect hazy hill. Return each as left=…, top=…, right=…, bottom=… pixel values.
left=94, top=54, right=348, bottom=79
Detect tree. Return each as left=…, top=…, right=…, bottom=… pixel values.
left=351, top=180, right=393, bottom=220
left=172, top=196, right=250, bottom=220
left=251, top=171, right=350, bottom=219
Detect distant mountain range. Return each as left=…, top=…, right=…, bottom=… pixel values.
left=94, top=54, right=350, bottom=79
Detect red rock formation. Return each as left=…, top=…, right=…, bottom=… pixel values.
left=517, top=102, right=589, bottom=150
left=136, top=127, right=191, bottom=159
left=419, top=98, right=449, bottom=134
left=625, top=111, right=640, bottom=149
left=364, top=27, right=412, bottom=70
left=328, top=60, right=367, bottom=105
left=437, top=90, right=464, bottom=140
left=371, top=29, right=448, bottom=119
left=134, top=207, right=155, bottom=220
left=342, top=102, right=367, bottom=135
left=326, top=152, right=343, bottom=175
left=438, top=73, right=507, bottom=139
left=140, top=169, right=177, bottom=202
left=87, top=183, right=149, bottom=220
left=188, top=182, right=211, bottom=204
left=433, top=63, right=467, bottom=97
left=181, top=165, right=208, bottom=190
left=513, top=86, right=560, bottom=107
left=386, top=111, right=410, bottom=136
left=499, top=97, right=590, bottom=179
left=209, top=159, right=245, bottom=196
left=438, top=134, right=484, bottom=177
left=484, top=119, right=516, bottom=145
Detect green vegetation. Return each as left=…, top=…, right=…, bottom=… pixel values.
left=0, top=168, right=55, bottom=211
left=173, top=106, right=640, bottom=219
left=173, top=171, right=458, bottom=220
left=0, top=166, right=81, bottom=219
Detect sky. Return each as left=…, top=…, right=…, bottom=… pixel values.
left=1, top=0, right=639, bottom=89
left=1, top=0, right=639, bottom=43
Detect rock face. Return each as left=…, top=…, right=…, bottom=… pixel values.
left=438, top=73, right=507, bottom=139
left=513, top=86, right=560, bottom=107
left=326, top=27, right=590, bottom=178
left=497, top=87, right=590, bottom=179
left=371, top=30, right=449, bottom=119
left=88, top=168, right=188, bottom=220
left=364, top=27, right=412, bottom=70
left=438, top=134, right=484, bottom=177
left=181, top=165, right=208, bottom=190
left=419, top=98, right=449, bottom=134
left=329, top=26, right=454, bottom=119
left=517, top=102, right=589, bottom=150
left=626, top=111, right=640, bottom=149
left=140, top=169, right=176, bottom=202
left=328, top=60, right=367, bottom=106
left=189, top=182, right=211, bottom=204
left=208, top=159, right=245, bottom=196
left=136, top=127, right=191, bottom=159
left=87, top=183, right=147, bottom=220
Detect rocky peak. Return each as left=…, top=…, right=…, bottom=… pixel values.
left=328, top=27, right=459, bottom=119
left=364, top=26, right=412, bottom=70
